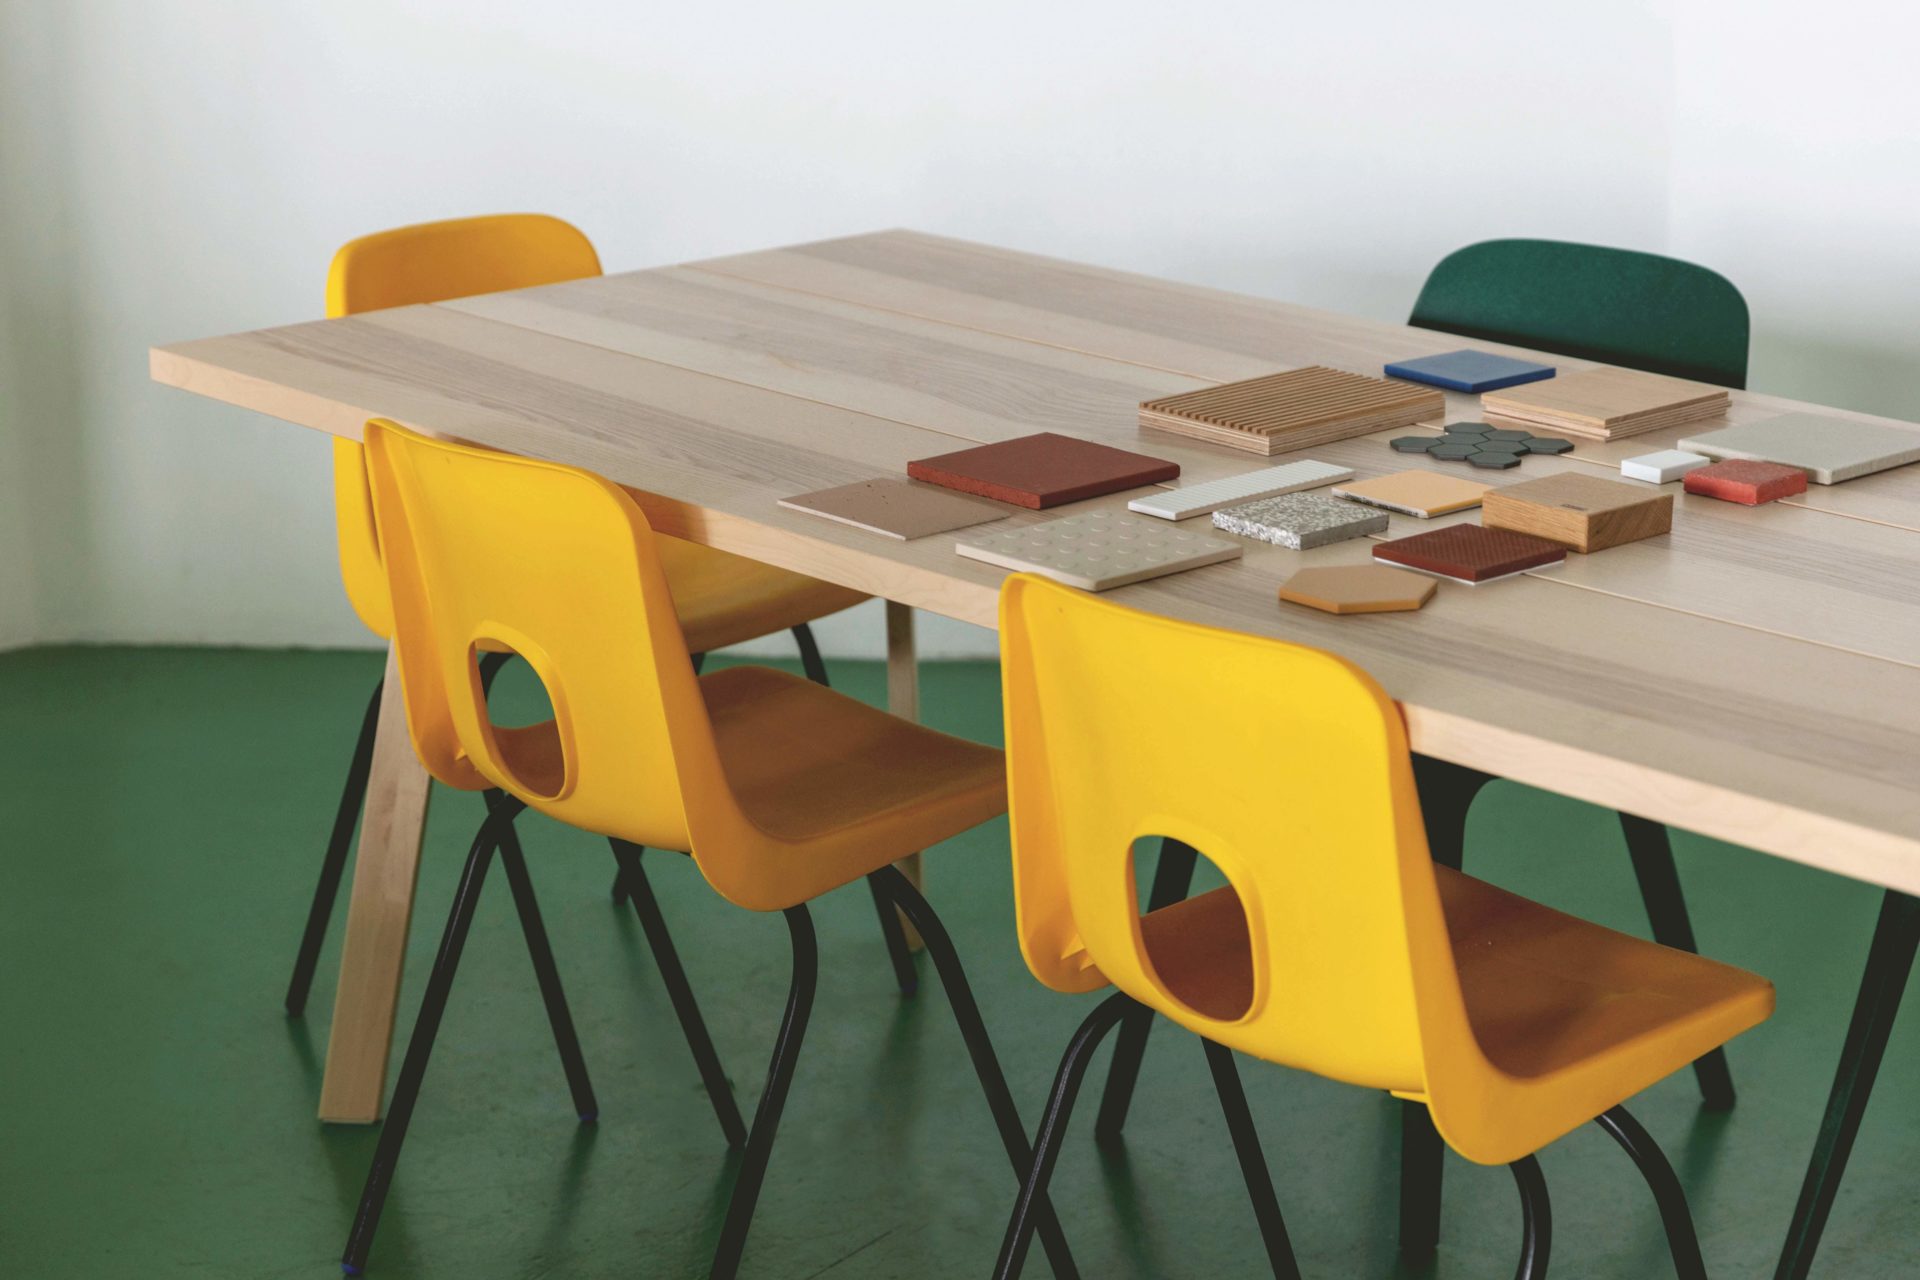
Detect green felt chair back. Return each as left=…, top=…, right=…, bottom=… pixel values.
left=1409, top=238, right=1750, bottom=389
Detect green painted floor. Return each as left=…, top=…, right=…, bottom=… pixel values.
left=1, top=646, right=1915, bottom=1278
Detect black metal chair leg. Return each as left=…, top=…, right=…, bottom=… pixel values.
left=1620, top=813, right=1736, bottom=1110
left=286, top=674, right=383, bottom=1017
left=1510, top=1154, right=1552, bottom=1280
left=1202, top=1038, right=1303, bottom=1280
left=609, top=839, right=749, bottom=1150
left=1400, top=1101, right=1445, bottom=1258
left=342, top=811, right=505, bottom=1275
left=489, top=797, right=598, bottom=1123
left=1093, top=838, right=1199, bottom=1142
left=612, top=652, right=704, bottom=906
left=875, top=866, right=1078, bottom=1279
left=791, top=623, right=829, bottom=687
left=996, top=991, right=1137, bottom=1280
left=866, top=872, right=919, bottom=996
left=1594, top=1105, right=1705, bottom=1280
left=709, top=904, right=818, bottom=1280
left=1775, top=888, right=1920, bottom=1280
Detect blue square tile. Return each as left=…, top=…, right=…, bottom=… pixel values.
left=1384, top=349, right=1556, bottom=394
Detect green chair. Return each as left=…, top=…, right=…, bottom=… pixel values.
left=1088, top=237, right=1757, bottom=1265
left=1409, top=238, right=1749, bottom=389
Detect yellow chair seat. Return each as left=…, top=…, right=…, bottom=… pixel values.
left=1142, top=866, right=1772, bottom=1161
left=656, top=536, right=867, bottom=656
left=491, top=665, right=1006, bottom=899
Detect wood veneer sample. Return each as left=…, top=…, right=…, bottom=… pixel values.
left=779, top=477, right=1007, bottom=540
left=907, top=431, right=1178, bottom=509
left=1332, top=471, right=1492, bottom=518
left=1372, top=524, right=1566, bottom=584
left=1683, top=459, right=1809, bottom=506
left=1139, top=366, right=1443, bottom=456
left=1480, top=473, right=1674, bottom=553
left=1678, top=413, right=1920, bottom=485
left=1482, top=366, right=1729, bottom=442
left=1279, top=564, right=1436, bottom=615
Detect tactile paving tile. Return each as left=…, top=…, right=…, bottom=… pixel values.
left=956, top=509, right=1241, bottom=590
left=1211, top=491, right=1388, bottom=550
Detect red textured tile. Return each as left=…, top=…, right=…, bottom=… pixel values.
left=1371, top=523, right=1566, bottom=584
left=1683, top=459, right=1808, bottom=505
left=906, top=432, right=1179, bottom=509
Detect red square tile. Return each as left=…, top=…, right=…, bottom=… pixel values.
left=1683, top=459, right=1808, bottom=505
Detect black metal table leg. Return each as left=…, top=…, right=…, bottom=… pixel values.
left=1400, top=1101, right=1445, bottom=1258
left=1620, top=813, right=1736, bottom=1109
left=286, top=674, right=384, bottom=1017
left=1093, top=838, right=1198, bottom=1142
left=1775, top=888, right=1920, bottom=1280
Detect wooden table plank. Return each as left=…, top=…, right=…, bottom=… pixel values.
left=692, top=230, right=1920, bottom=532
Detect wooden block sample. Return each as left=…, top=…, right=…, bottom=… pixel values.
left=1211, top=492, right=1388, bottom=550
left=779, top=477, right=1008, bottom=540
left=1139, top=366, right=1444, bottom=456
left=1279, top=564, right=1436, bottom=615
left=1683, top=459, right=1809, bottom=506
left=1480, top=473, right=1674, bottom=553
left=907, top=432, right=1178, bottom=509
left=1384, top=349, right=1555, bottom=393
left=1332, top=471, right=1491, bottom=518
left=1372, top=524, right=1567, bottom=584
left=1127, top=459, right=1352, bottom=520
left=1482, top=366, right=1729, bottom=442
left=955, top=509, right=1240, bottom=591
left=1678, top=413, right=1920, bottom=485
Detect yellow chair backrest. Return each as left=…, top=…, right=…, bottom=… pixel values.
left=999, top=574, right=1475, bottom=1097
left=325, top=215, right=602, bottom=638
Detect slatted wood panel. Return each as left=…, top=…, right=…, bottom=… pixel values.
left=151, top=231, right=1920, bottom=900
left=1138, top=366, right=1444, bottom=453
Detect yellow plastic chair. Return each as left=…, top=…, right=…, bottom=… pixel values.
left=284, top=214, right=874, bottom=1020
left=993, top=576, right=1774, bottom=1279
left=343, top=420, right=1075, bottom=1279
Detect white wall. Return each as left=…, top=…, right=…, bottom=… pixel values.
left=1, top=0, right=1911, bottom=658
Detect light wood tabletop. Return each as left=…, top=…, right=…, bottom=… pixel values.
left=151, top=229, right=1920, bottom=1122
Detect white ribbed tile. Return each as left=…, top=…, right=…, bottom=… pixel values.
left=1126, top=459, right=1353, bottom=520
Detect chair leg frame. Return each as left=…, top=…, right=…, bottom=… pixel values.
left=1775, top=887, right=1920, bottom=1279
left=608, top=838, right=749, bottom=1149
left=1510, top=1154, right=1551, bottom=1280
left=1595, top=1105, right=1706, bottom=1280
left=341, top=796, right=594, bottom=1275
left=1093, top=837, right=1199, bottom=1142
left=996, top=990, right=1137, bottom=1280
left=1201, top=1038, right=1303, bottom=1280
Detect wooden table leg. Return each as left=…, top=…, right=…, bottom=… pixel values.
left=317, top=645, right=434, bottom=1124
left=886, top=600, right=926, bottom=950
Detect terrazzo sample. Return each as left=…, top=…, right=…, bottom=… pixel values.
left=1211, top=491, right=1388, bottom=550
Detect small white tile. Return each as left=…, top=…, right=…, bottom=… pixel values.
left=1621, top=449, right=1712, bottom=484
left=1127, top=459, right=1353, bottom=520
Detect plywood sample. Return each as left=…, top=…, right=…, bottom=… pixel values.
left=1279, top=564, right=1436, bottom=614
left=1384, top=349, right=1555, bottom=393
left=1679, top=413, right=1920, bottom=485
left=955, top=509, right=1240, bottom=590
left=1139, top=366, right=1444, bottom=456
left=1212, top=491, right=1388, bottom=550
left=1333, top=471, right=1492, bottom=518
left=779, top=477, right=1008, bottom=539
left=907, top=431, right=1178, bottom=509
left=1127, top=459, right=1352, bottom=520
left=1480, top=473, right=1675, bottom=553
left=1684, top=459, right=1809, bottom=506
left=1482, top=366, right=1730, bottom=442
left=1373, top=524, right=1567, bottom=584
